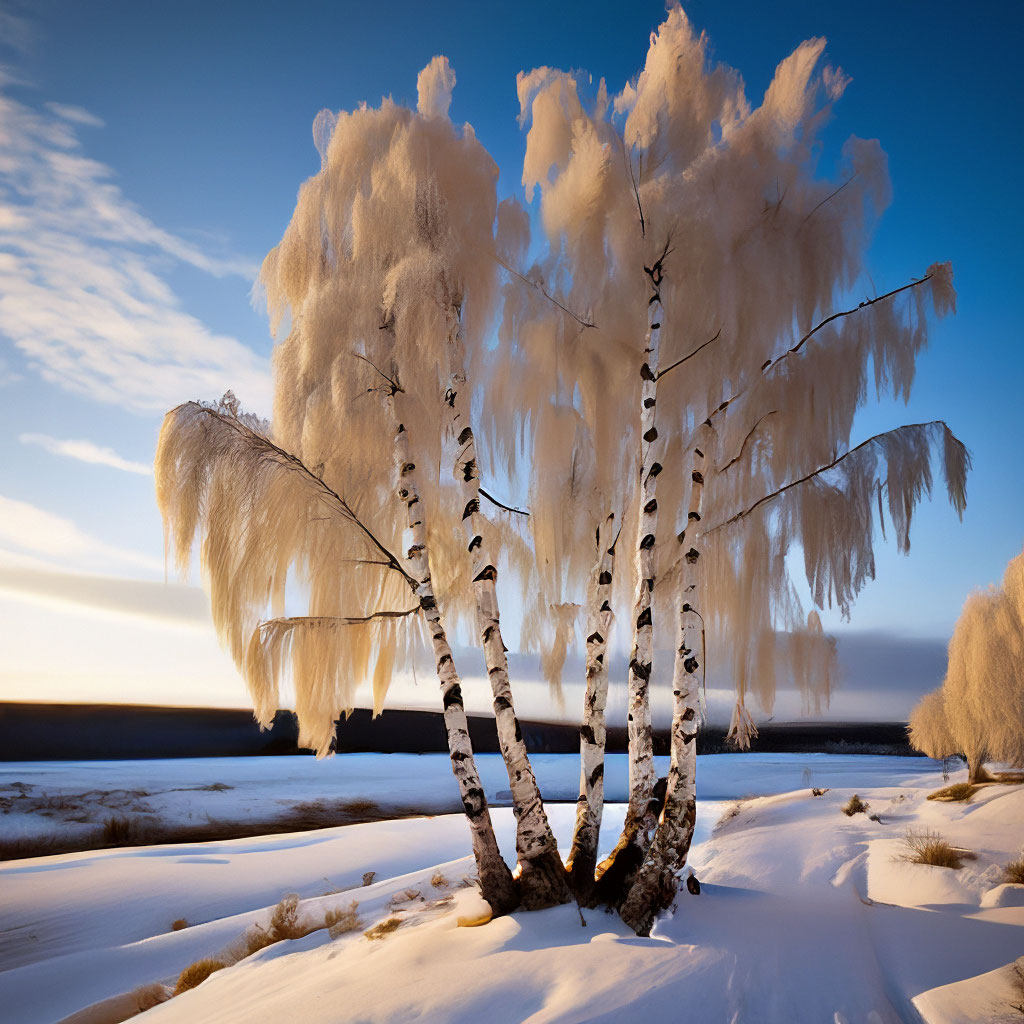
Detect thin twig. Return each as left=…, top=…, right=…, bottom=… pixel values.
left=354, top=352, right=403, bottom=395
left=489, top=251, right=596, bottom=329
left=802, top=173, right=857, bottom=225
left=703, top=273, right=934, bottom=427
left=656, top=328, right=723, bottom=382
left=259, top=608, right=420, bottom=631
left=623, top=139, right=645, bottom=239
left=479, top=486, right=529, bottom=517
left=718, top=411, right=778, bottom=472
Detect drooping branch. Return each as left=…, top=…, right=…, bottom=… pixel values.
left=705, top=419, right=968, bottom=533
left=702, top=273, right=936, bottom=428
left=178, top=402, right=417, bottom=590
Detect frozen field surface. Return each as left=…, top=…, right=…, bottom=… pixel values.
left=1, top=754, right=1020, bottom=1023
left=0, top=751, right=947, bottom=846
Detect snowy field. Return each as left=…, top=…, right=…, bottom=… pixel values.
left=0, top=752, right=947, bottom=848
left=1, top=754, right=1021, bottom=1023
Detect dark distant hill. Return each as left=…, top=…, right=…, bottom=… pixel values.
left=0, top=702, right=918, bottom=760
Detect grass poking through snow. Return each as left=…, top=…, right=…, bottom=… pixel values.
left=325, top=902, right=362, bottom=938
left=1004, top=860, right=1024, bottom=885
left=364, top=917, right=402, bottom=940
left=901, top=828, right=974, bottom=869
left=173, top=958, right=225, bottom=995
left=927, top=782, right=975, bottom=802
left=842, top=794, right=869, bottom=816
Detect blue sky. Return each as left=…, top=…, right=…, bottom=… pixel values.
left=0, top=0, right=1021, bottom=720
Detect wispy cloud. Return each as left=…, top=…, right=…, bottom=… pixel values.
left=0, top=6, right=36, bottom=57
left=0, top=495, right=163, bottom=573
left=19, top=432, right=152, bottom=475
left=0, top=563, right=210, bottom=628
left=44, top=102, right=104, bottom=128
left=0, top=88, right=272, bottom=414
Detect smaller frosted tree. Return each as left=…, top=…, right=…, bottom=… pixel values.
left=907, top=690, right=956, bottom=764
left=910, top=549, right=1024, bottom=782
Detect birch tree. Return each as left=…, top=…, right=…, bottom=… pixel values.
left=509, top=5, right=969, bottom=932
left=155, top=59, right=564, bottom=913
left=156, top=4, right=971, bottom=937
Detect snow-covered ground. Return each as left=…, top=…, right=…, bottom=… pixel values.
left=2, top=754, right=1021, bottom=1024
left=0, top=752, right=946, bottom=846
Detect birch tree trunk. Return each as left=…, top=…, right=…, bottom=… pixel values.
left=568, top=512, right=617, bottom=905
left=393, top=418, right=520, bottom=915
left=445, top=311, right=572, bottom=910
left=619, top=445, right=705, bottom=935
left=595, top=258, right=666, bottom=903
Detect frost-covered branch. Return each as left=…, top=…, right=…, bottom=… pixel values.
left=704, top=270, right=947, bottom=427
left=707, top=420, right=969, bottom=537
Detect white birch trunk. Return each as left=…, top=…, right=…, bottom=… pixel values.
left=445, top=312, right=572, bottom=910
left=393, top=419, right=519, bottom=915
left=619, top=445, right=705, bottom=934
left=595, top=259, right=665, bottom=902
left=568, top=512, right=617, bottom=904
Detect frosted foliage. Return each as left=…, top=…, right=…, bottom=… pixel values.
left=155, top=399, right=420, bottom=756
left=259, top=60, right=512, bottom=633
left=499, top=4, right=966, bottom=707
left=417, top=56, right=456, bottom=120
left=907, top=690, right=957, bottom=761
left=911, top=550, right=1024, bottom=770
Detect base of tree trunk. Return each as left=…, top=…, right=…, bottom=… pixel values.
left=478, top=856, right=521, bottom=917
left=968, top=760, right=995, bottom=785
left=592, top=776, right=667, bottom=907
left=617, top=794, right=697, bottom=936
left=569, top=850, right=599, bottom=908
left=518, top=850, right=573, bottom=910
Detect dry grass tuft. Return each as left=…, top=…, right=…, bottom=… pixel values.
left=430, top=872, right=449, bottom=888
left=901, top=828, right=974, bottom=869
left=364, top=916, right=402, bottom=940
left=220, top=894, right=322, bottom=964
left=1004, top=859, right=1024, bottom=885
left=842, top=794, right=869, bottom=816
left=171, top=918, right=188, bottom=931
left=101, top=814, right=148, bottom=845
left=811, top=787, right=829, bottom=797
left=265, top=893, right=311, bottom=941
left=325, top=901, right=362, bottom=938
left=927, top=782, right=975, bottom=802
left=173, top=958, right=225, bottom=995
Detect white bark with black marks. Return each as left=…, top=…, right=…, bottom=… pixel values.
left=568, top=512, right=617, bottom=904
left=393, top=420, right=519, bottom=915
left=596, top=255, right=666, bottom=902
left=445, top=311, right=571, bottom=910
left=620, top=445, right=704, bottom=935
